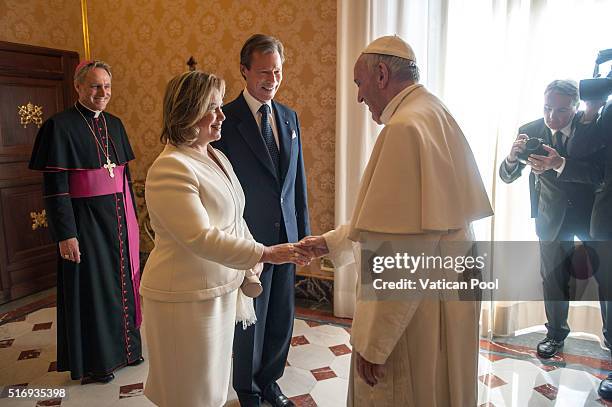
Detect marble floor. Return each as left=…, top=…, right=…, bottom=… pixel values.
left=0, top=299, right=610, bottom=407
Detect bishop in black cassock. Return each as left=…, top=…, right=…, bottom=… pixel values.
left=29, top=61, right=142, bottom=383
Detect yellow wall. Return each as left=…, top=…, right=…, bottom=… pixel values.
left=87, top=0, right=336, bottom=234
left=0, top=0, right=85, bottom=56
left=0, top=0, right=336, bottom=235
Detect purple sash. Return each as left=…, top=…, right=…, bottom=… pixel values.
left=69, top=165, right=142, bottom=328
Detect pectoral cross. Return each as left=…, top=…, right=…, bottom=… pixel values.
left=104, top=157, right=116, bottom=178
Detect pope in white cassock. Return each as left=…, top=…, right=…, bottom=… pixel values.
left=299, top=36, right=493, bottom=406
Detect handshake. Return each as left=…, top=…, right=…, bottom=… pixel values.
left=259, top=235, right=331, bottom=267
left=243, top=236, right=331, bottom=298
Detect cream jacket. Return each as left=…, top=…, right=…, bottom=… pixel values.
left=324, top=84, right=492, bottom=362
left=324, top=84, right=492, bottom=406
left=140, top=144, right=264, bottom=302
left=348, top=84, right=492, bottom=239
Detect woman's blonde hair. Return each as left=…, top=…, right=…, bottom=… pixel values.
left=160, top=71, right=225, bottom=146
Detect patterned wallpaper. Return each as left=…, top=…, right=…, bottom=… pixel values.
left=0, top=0, right=85, bottom=56
left=87, top=0, right=337, bottom=235
left=0, top=0, right=336, bottom=237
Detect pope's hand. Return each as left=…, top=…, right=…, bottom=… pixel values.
left=356, top=352, right=386, bottom=387
left=296, top=236, right=329, bottom=258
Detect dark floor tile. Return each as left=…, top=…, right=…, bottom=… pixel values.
left=533, top=383, right=558, bottom=401
left=329, top=344, right=352, bottom=356
left=291, top=335, right=310, bottom=346
left=289, top=394, right=317, bottom=407
left=18, top=349, right=41, bottom=360
left=33, top=322, right=53, bottom=331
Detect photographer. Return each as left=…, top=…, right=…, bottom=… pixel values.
left=499, top=80, right=602, bottom=361
left=587, top=100, right=612, bottom=400
left=540, top=98, right=611, bottom=400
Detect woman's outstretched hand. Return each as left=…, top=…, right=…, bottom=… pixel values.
left=260, top=243, right=312, bottom=266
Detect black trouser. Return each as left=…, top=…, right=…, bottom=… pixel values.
left=540, top=213, right=610, bottom=344
left=590, top=240, right=612, bottom=349
left=233, top=230, right=295, bottom=405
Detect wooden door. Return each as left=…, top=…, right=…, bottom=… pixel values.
left=0, top=41, right=78, bottom=303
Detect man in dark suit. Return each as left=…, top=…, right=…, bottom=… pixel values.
left=588, top=100, right=612, bottom=400
left=537, top=98, right=612, bottom=400
left=499, top=80, right=601, bottom=360
left=213, top=34, right=310, bottom=407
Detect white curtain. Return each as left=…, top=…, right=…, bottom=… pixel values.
left=334, top=0, right=611, bottom=345
left=334, top=0, right=446, bottom=317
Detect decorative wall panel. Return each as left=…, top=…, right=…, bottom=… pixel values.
left=0, top=0, right=85, bottom=57
left=86, top=0, right=337, bottom=235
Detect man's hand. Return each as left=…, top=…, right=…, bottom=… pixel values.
left=355, top=352, right=386, bottom=387
left=59, top=237, right=81, bottom=263
left=296, top=236, right=329, bottom=258
left=528, top=144, right=563, bottom=173
left=507, top=133, right=529, bottom=163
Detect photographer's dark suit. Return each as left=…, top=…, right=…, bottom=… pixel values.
left=589, top=102, right=612, bottom=240
left=591, top=101, right=612, bottom=397
left=559, top=101, right=612, bottom=399
left=499, top=113, right=600, bottom=341
left=213, top=91, right=310, bottom=405
left=589, top=103, right=612, bottom=349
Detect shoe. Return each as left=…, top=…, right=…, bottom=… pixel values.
left=128, top=356, right=144, bottom=366
left=264, top=393, right=295, bottom=407
left=81, top=372, right=115, bottom=384
left=536, top=337, right=564, bottom=358
left=598, top=372, right=612, bottom=400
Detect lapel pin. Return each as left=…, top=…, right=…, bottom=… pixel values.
left=291, top=129, right=297, bottom=139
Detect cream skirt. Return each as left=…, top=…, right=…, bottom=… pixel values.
left=143, top=290, right=237, bottom=407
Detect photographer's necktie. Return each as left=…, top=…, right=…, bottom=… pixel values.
left=553, top=131, right=567, bottom=156
left=259, top=104, right=280, bottom=175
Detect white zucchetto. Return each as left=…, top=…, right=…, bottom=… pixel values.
left=361, top=35, right=416, bottom=62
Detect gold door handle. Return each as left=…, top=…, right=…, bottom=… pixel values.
left=30, top=210, right=48, bottom=230
left=18, top=102, right=44, bottom=128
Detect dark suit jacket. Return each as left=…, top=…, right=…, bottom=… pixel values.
left=213, top=92, right=310, bottom=246
left=587, top=102, right=612, bottom=240
left=499, top=114, right=600, bottom=241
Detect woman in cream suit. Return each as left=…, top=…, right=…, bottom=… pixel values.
left=141, top=71, right=308, bottom=407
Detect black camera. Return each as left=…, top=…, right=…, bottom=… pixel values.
left=517, top=137, right=547, bottom=163
left=579, top=49, right=612, bottom=101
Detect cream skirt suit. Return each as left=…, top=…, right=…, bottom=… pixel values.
left=141, top=144, right=264, bottom=407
